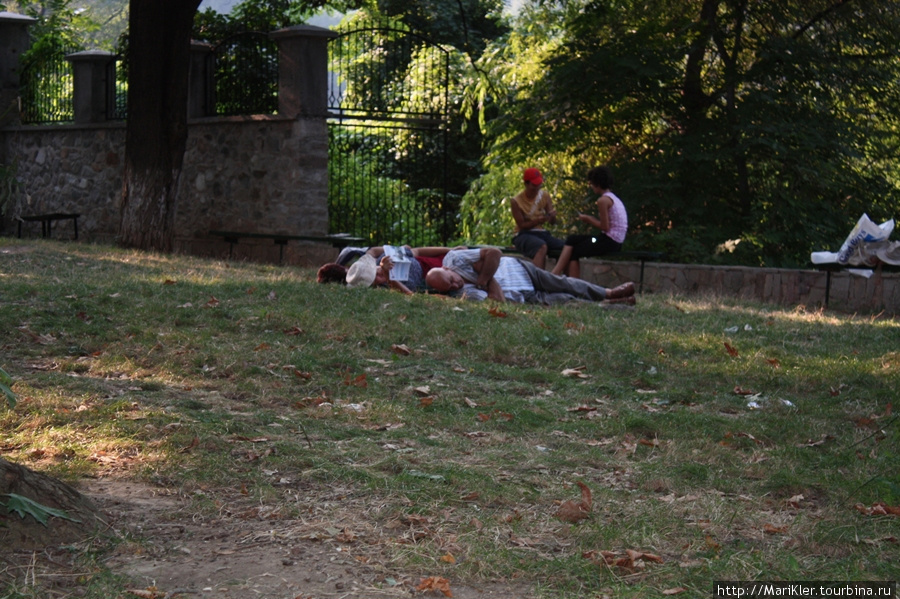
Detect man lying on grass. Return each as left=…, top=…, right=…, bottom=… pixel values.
left=425, top=246, right=636, bottom=305
left=317, top=246, right=455, bottom=293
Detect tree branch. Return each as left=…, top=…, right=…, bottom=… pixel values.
left=793, top=0, right=856, bottom=39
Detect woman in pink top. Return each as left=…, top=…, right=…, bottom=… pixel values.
left=551, top=166, right=628, bottom=279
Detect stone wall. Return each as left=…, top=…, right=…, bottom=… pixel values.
left=4, top=123, right=124, bottom=242
left=3, top=115, right=330, bottom=244
left=1, top=20, right=338, bottom=267
left=570, top=258, right=899, bottom=315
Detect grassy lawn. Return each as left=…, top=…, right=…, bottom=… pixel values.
left=1, top=239, right=898, bottom=598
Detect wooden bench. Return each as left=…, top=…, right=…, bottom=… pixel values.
left=17, top=213, right=80, bottom=240
left=209, top=230, right=366, bottom=263
left=494, top=246, right=664, bottom=293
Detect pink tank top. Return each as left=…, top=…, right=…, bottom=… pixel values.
left=604, top=192, right=628, bottom=244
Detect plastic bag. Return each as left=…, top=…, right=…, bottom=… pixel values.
left=811, top=214, right=895, bottom=266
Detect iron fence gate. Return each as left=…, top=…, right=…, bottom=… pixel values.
left=327, top=19, right=453, bottom=247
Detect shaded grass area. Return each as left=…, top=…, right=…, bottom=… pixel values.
left=1, top=239, right=899, bottom=598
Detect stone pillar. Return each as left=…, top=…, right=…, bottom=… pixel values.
left=0, top=11, right=37, bottom=127
left=67, top=50, right=115, bottom=124
left=189, top=41, right=213, bottom=119
left=270, top=24, right=337, bottom=118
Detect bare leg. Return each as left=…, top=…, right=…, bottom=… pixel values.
left=532, top=244, right=548, bottom=270
left=567, top=259, right=580, bottom=279
left=551, top=245, right=574, bottom=275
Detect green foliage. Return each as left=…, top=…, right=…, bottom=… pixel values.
left=465, top=0, right=900, bottom=266
left=0, top=366, right=16, bottom=410
left=328, top=6, right=505, bottom=243
left=0, top=493, right=80, bottom=526
left=14, top=0, right=102, bottom=123
left=2, top=240, right=899, bottom=594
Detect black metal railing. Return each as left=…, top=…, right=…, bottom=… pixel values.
left=108, top=56, right=128, bottom=120
left=212, top=30, right=278, bottom=117
left=327, top=19, right=453, bottom=245
left=19, top=46, right=77, bottom=124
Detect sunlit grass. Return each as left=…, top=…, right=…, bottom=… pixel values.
left=1, top=239, right=899, bottom=597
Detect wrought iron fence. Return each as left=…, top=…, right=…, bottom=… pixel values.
left=212, top=31, right=278, bottom=117
left=17, top=32, right=279, bottom=123
left=19, top=46, right=77, bottom=124
left=327, top=19, right=453, bottom=246
left=108, top=57, right=127, bottom=121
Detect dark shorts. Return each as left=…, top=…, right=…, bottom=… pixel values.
left=564, top=233, right=622, bottom=260
left=512, top=231, right=566, bottom=259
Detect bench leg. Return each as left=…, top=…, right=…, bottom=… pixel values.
left=274, top=239, right=287, bottom=264
left=639, top=260, right=646, bottom=294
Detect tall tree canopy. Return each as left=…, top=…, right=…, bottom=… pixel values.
left=462, top=0, right=900, bottom=266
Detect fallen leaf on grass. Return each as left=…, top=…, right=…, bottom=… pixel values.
left=555, top=481, right=592, bottom=523
left=417, top=576, right=453, bottom=597
left=786, top=494, right=805, bottom=508
left=179, top=437, right=199, bottom=453
left=855, top=502, right=900, bottom=516
left=419, top=397, right=434, bottom=407
left=763, top=523, right=789, bottom=534
left=663, top=588, right=688, bottom=595
left=720, top=431, right=762, bottom=446
left=254, top=343, right=270, bottom=351
left=724, top=342, right=739, bottom=357
left=126, top=588, right=162, bottom=599
left=476, top=410, right=514, bottom=423
left=205, top=296, right=219, bottom=308
left=283, top=326, right=304, bottom=335
left=798, top=435, right=834, bottom=447
left=335, top=528, right=357, bottom=543
left=510, top=535, right=538, bottom=547
left=440, top=553, right=456, bottom=564
left=561, top=366, right=590, bottom=378
left=583, top=548, right=663, bottom=573
left=733, top=386, right=755, bottom=396
left=766, top=358, right=781, bottom=369
left=344, top=373, right=367, bottom=387
left=488, top=306, right=506, bottom=318
left=391, top=344, right=411, bottom=355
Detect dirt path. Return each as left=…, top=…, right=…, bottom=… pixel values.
left=86, top=479, right=536, bottom=599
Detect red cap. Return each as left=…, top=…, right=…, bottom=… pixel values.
left=523, top=168, right=543, bottom=185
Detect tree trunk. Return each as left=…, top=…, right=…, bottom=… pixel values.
left=118, top=0, right=202, bottom=252
left=0, top=458, right=103, bottom=551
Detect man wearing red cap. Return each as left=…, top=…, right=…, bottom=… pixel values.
left=510, top=168, right=565, bottom=270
